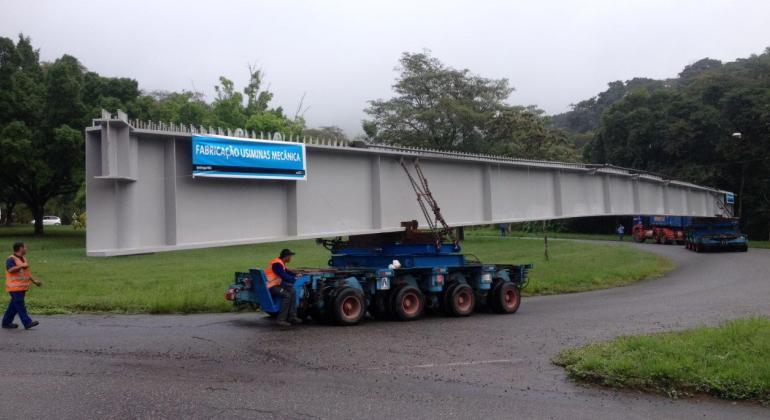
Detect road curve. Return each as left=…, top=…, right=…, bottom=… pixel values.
left=1, top=243, right=768, bottom=419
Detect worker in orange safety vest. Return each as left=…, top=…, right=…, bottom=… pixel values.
left=3, top=242, right=42, bottom=330
left=265, top=248, right=302, bottom=327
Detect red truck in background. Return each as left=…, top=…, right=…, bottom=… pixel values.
left=632, top=216, right=691, bottom=245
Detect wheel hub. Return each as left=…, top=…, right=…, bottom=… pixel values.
left=504, top=289, right=517, bottom=308
left=456, top=291, right=472, bottom=311
left=342, top=296, right=360, bottom=318
left=402, top=294, right=419, bottom=315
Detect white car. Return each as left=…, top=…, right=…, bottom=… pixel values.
left=30, top=216, right=62, bottom=226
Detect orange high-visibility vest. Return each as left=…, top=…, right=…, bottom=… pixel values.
left=5, top=255, right=31, bottom=293
left=264, top=257, right=286, bottom=289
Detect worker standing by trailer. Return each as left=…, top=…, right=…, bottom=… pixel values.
left=3, top=242, right=41, bottom=330
left=264, top=249, right=303, bottom=327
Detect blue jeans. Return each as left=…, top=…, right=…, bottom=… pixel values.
left=3, top=291, right=33, bottom=327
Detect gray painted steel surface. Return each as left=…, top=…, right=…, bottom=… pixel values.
left=85, top=112, right=733, bottom=256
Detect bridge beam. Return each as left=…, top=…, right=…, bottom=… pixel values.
left=84, top=115, right=734, bottom=256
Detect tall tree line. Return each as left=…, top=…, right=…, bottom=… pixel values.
left=567, top=52, right=770, bottom=239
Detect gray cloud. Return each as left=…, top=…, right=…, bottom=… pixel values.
left=1, top=0, right=768, bottom=134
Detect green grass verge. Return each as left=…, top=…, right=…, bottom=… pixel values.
left=465, top=227, right=620, bottom=241
left=554, top=317, right=770, bottom=403
left=1, top=225, right=672, bottom=314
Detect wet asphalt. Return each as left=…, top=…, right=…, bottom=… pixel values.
left=0, top=242, right=768, bottom=419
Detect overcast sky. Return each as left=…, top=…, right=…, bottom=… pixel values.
left=1, top=0, right=769, bottom=134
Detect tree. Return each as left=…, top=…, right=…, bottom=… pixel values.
left=212, top=76, right=247, bottom=129
left=129, top=90, right=212, bottom=126
left=0, top=184, right=16, bottom=226
left=551, top=78, right=667, bottom=134
left=245, top=111, right=291, bottom=134
left=0, top=122, right=83, bottom=234
left=244, top=65, right=273, bottom=115
left=485, top=106, right=575, bottom=161
left=364, top=51, right=571, bottom=160
left=0, top=36, right=92, bottom=234
left=583, top=48, right=770, bottom=239
left=361, top=120, right=378, bottom=140
left=83, top=72, right=140, bottom=118
left=303, top=125, right=348, bottom=142
left=678, top=58, right=723, bottom=84
left=365, top=51, right=512, bottom=151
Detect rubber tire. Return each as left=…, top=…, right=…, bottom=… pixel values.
left=694, top=244, right=702, bottom=253
left=391, top=285, right=423, bottom=321
left=332, top=287, right=365, bottom=325
left=444, top=283, right=475, bottom=317
left=490, top=281, right=521, bottom=314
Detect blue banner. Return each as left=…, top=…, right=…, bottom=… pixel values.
left=725, top=192, right=735, bottom=205
left=192, top=135, right=306, bottom=180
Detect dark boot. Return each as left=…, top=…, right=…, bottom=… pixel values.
left=289, top=295, right=301, bottom=325
left=276, top=299, right=291, bottom=324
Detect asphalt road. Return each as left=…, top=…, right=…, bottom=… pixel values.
left=1, top=243, right=768, bottom=419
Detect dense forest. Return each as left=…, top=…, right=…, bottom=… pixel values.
left=1, top=34, right=768, bottom=239
left=552, top=50, right=770, bottom=239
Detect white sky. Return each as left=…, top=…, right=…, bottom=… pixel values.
left=1, top=0, right=768, bottom=134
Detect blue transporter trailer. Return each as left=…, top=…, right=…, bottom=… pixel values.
left=684, top=217, right=748, bottom=252
left=225, top=222, right=533, bottom=325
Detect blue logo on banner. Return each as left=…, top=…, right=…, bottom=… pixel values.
left=725, top=192, right=735, bottom=205
left=192, top=135, right=306, bottom=180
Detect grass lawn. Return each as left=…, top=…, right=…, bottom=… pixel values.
left=461, top=236, right=673, bottom=296
left=1, top=225, right=671, bottom=314
left=465, top=227, right=620, bottom=242
left=554, top=317, right=770, bottom=403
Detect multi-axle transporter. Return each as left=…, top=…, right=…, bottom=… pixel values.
left=225, top=221, right=532, bottom=325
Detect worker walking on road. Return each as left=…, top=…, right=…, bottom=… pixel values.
left=3, top=242, right=41, bottom=330
left=617, top=224, right=625, bottom=241
left=265, top=249, right=303, bottom=327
